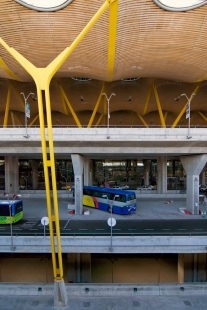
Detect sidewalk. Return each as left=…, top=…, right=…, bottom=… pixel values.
left=20, top=197, right=207, bottom=221
left=0, top=292, right=207, bottom=310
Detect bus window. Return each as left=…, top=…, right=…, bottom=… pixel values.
left=15, top=202, right=23, bottom=214
left=0, top=205, right=9, bottom=216
left=115, top=195, right=126, bottom=203
left=128, top=194, right=136, bottom=200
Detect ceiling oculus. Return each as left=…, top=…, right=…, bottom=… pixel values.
left=14, top=0, right=74, bottom=12
left=153, top=0, right=207, bottom=11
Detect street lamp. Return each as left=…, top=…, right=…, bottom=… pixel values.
left=174, top=93, right=196, bottom=139
left=103, top=194, right=119, bottom=252
left=9, top=194, right=21, bottom=251
left=102, top=93, right=116, bottom=139
left=20, top=92, right=37, bottom=138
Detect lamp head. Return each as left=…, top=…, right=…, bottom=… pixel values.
left=31, top=93, right=37, bottom=101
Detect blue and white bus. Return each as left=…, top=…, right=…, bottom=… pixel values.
left=82, top=186, right=136, bottom=215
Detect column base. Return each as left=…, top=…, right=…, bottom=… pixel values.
left=54, top=279, right=68, bottom=309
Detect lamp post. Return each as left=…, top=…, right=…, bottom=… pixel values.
left=174, top=93, right=195, bottom=139
left=102, top=93, right=116, bottom=139
left=9, top=203, right=15, bottom=251
left=104, top=194, right=119, bottom=252
left=20, top=92, right=36, bottom=139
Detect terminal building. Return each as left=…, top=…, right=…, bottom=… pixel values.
left=0, top=0, right=207, bottom=307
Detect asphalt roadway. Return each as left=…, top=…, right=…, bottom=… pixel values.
left=0, top=218, right=207, bottom=236
left=0, top=196, right=206, bottom=236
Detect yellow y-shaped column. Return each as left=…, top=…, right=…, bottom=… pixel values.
left=0, top=0, right=117, bottom=307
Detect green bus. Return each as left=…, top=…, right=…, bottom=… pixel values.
left=0, top=200, right=23, bottom=224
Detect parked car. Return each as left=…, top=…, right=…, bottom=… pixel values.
left=200, top=185, right=207, bottom=192
left=61, top=185, right=73, bottom=190
left=121, top=185, right=129, bottom=190
left=137, top=185, right=154, bottom=190
left=112, top=186, right=122, bottom=190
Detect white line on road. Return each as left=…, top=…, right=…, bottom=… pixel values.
left=64, top=219, right=70, bottom=229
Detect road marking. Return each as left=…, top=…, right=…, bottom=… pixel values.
left=62, top=228, right=71, bottom=230
left=64, top=219, right=70, bottom=229
left=29, top=229, right=38, bottom=230
left=0, top=228, right=5, bottom=230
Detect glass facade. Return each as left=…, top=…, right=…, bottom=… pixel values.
left=0, top=157, right=197, bottom=192
left=19, top=159, right=74, bottom=190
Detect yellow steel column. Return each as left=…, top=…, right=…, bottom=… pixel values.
left=58, top=84, right=82, bottom=127
left=28, top=114, right=39, bottom=127
left=88, top=84, right=105, bottom=128
left=107, top=0, right=118, bottom=81
left=153, top=83, right=166, bottom=128
left=0, top=57, right=22, bottom=81
left=3, top=85, right=12, bottom=128
left=95, top=114, right=104, bottom=127
left=137, top=113, right=148, bottom=128
left=198, top=111, right=207, bottom=122
left=142, top=84, right=153, bottom=116
left=0, top=1, right=115, bottom=305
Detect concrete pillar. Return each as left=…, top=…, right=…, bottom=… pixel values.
left=5, top=156, right=19, bottom=194
left=144, top=160, right=151, bottom=186
left=200, top=163, right=207, bottom=185
left=54, top=280, right=68, bottom=308
left=178, top=254, right=184, bottom=283
left=29, top=160, right=39, bottom=190
left=197, top=253, right=207, bottom=282
left=157, top=156, right=167, bottom=194
left=90, top=160, right=93, bottom=185
left=71, top=154, right=84, bottom=215
left=66, top=253, right=91, bottom=283
left=180, top=155, right=207, bottom=214
left=200, top=171, right=205, bottom=186
left=84, top=157, right=91, bottom=186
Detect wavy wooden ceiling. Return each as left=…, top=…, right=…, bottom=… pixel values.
left=1, top=0, right=207, bottom=127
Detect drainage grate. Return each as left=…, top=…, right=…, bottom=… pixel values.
left=183, top=300, right=192, bottom=307
left=133, top=301, right=140, bottom=307
left=83, top=301, right=90, bottom=307
left=31, top=301, right=39, bottom=307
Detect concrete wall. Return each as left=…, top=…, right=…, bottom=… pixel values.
left=0, top=258, right=54, bottom=283
left=184, top=253, right=207, bottom=283
left=91, top=254, right=178, bottom=283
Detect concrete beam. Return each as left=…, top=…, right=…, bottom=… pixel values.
left=0, top=236, right=207, bottom=254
